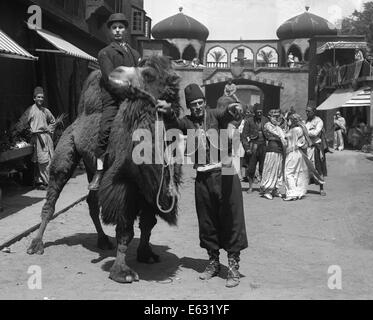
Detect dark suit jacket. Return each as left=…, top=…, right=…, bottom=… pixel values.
left=165, top=107, right=234, bottom=166
left=241, top=116, right=267, bottom=153
left=98, top=41, right=141, bottom=92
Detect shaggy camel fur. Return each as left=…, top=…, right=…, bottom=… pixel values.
left=27, top=55, right=182, bottom=283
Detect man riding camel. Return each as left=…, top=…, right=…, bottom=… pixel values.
left=88, top=13, right=141, bottom=190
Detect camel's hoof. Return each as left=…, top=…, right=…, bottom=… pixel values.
left=27, top=238, right=44, bottom=255
left=109, top=263, right=139, bottom=283
left=97, top=235, right=115, bottom=251
left=137, top=247, right=160, bottom=264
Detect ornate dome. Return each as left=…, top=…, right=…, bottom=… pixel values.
left=151, top=7, right=209, bottom=41
left=276, top=7, right=337, bottom=40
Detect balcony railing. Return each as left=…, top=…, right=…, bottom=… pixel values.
left=256, top=62, right=279, bottom=68
left=206, top=62, right=228, bottom=68
left=206, top=61, right=281, bottom=69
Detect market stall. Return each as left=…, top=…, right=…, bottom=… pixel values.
left=0, top=143, right=34, bottom=212
left=0, top=28, right=38, bottom=211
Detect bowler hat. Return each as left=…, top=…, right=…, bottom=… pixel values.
left=107, top=13, right=129, bottom=28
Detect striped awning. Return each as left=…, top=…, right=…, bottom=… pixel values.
left=35, top=28, right=97, bottom=62
left=342, top=87, right=371, bottom=108
left=203, top=74, right=283, bottom=87
left=317, top=87, right=370, bottom=110
left=0, top=29, right=37, bottom=61
left=317, top=41, right=367, bottom=55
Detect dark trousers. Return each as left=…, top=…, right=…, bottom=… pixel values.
left=95, top=89, right=120, bottom=158
left=195, top=169, right=248, bottom=254
left=245, top=143, right=266, bottom=179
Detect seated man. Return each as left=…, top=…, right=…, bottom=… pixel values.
left=88, top=13, right=141, bottom=191
left=224, top=78, right=239, bottom=102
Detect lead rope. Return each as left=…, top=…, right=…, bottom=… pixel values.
left=125, top=85, right=177, bottom=214
left=155, top=111, right=177, bottom=214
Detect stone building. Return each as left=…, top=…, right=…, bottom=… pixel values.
left=140, top=6, right=372, bottom=148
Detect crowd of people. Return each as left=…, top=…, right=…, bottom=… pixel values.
left=239, top=103, right=328, bottom=201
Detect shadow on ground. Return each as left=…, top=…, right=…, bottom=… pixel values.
left=179, top=256, right=246, bottom=280
left=0, top=195, right=45, bottom=220
left=44, top=233, right=183, bottom=282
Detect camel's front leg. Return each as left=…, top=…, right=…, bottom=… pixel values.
left=109, top=218, right=139, bottom=283
left=137, top=209, right=159, bottom=264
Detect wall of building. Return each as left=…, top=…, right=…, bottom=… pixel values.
left=258, top=70, right=309, bottom=118
left=202, top=68, right=308, bottom=117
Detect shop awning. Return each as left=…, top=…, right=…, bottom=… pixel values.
left=317, top=87, right=370, bottom=110
left=317, top=41, right=367, bottom=55
left=35, top=28, right=98, bottom=63
left=341, top=87, right=371, bottom=108
left=0, top=29, right=37, bottom=61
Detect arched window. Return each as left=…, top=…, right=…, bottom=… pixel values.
left=304, top=47, right=310, bottom=62
left=182, top=45, right=197, bottom=61
left=206, top=46, right=228, bottom=68
left=168, top=44, right=181, bottom=60
left=256, top=46, right=278, bottom=68
left=230, top=46, right=254, bottom=68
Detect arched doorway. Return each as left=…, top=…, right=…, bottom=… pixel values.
left=288, top=44, right=302, bottom=66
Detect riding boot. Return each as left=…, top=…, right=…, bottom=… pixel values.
left=226, top=252, right=241, bottom=288
left=199, top=250, right=220, bottom=280
left=88, top=170, right=104, bottom=191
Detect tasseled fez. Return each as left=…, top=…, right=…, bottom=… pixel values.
left=184, top=83, right=205, bottom=107
left=33, top=86, right=44, bottom=97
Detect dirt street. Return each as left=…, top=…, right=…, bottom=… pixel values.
left=1, top=150, right=373, bottom=300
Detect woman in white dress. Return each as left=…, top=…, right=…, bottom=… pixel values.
left=283, top=113, right=311, bottom=201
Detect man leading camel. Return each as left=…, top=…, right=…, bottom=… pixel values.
left=157, top=84, right=248, bottom=288
left=89, top=13, right=141, bottom=190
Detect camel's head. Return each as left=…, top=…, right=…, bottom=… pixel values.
left=108, top=55, right=181, bottom=105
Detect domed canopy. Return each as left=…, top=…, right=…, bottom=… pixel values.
left=151, top=7, right=209, bottom=41
left=276, top=7, right=337, bottom=40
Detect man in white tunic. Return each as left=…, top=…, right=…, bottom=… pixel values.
left=305, top=106, right=327, bottom=196
left=16, top=87, right=55, bottom=190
